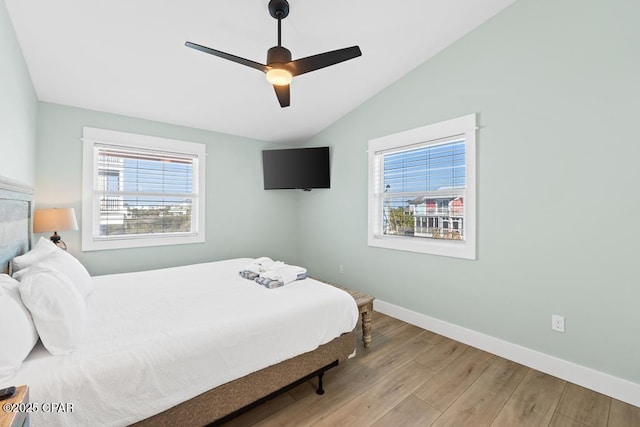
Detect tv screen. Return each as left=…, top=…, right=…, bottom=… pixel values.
left=262, top=147, right=330, bottom=190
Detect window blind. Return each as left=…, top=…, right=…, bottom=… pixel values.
left=376, top=137, right=466, bottom=240
left=94, top=145, right=197, bottom=238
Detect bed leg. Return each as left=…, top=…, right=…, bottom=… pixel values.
left=316, top=372, right=325, bottom=395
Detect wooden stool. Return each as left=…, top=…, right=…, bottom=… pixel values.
left=322, top=282, right=375, bottom=348
left=353, top=290, right=375, bottom=348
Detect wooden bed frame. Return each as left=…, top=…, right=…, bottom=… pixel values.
left=0, top=175, right=356, bottom=426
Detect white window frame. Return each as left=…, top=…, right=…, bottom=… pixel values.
left=367, top=114, right=477, bottom=260
left=82, top=127, right=206, bottom=251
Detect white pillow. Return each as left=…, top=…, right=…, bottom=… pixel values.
left=0, top=274, right=39, bottom=382
left=39, top=250, right=93, bottom=299
left=11, top=236, right=57, bottom=273
left=11, top=266, right=32, bottom=281
left=19, top=265, right=86, bottom=355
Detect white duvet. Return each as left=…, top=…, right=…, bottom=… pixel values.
left=1, top=258, right=358, bottom=426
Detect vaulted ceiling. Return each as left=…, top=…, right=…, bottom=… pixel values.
left=6, top=0, right=515, bottom=143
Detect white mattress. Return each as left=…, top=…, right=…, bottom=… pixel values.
left=1, top=258, right=358, bottom=426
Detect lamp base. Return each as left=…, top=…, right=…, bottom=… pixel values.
left=50, top=232, right=67, bottom=251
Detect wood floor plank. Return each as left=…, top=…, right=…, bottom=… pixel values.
left=371, top=395, right=441, bottom=427
left=361, top=320, right=426, bottom=357
left=550, top=412, right=590, bottom=426
left=556, top=383, right=611, bottom=427
left=413, top=346, right=496, bottom=412
left=345, top=323, right=429, bottom=376
left=432, top=357, right=528, bottom=427
left=369, top=311, right=406, bottom=338
left=608, top=398, right=640, bottom=427
left=362, top=329, right=436, bottom=372
left=310, top=361, right=436, bottom=426
left=491, top=369, right=566, bottom=427
left=413, top=337, right=469, bottom=372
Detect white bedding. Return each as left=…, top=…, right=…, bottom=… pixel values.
left=1, top=258, right=358, bottom=426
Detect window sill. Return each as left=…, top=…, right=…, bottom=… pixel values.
left=82, top=233, right=205, bottom=251
left=368, top=234, right=475, bottom=260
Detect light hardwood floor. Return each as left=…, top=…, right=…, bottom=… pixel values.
left=223, top=312, right=640, bottom=426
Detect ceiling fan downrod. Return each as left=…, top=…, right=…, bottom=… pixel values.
left=269, top=0, right=289, bottom=47
left=266, top=0, right=292, bottom=68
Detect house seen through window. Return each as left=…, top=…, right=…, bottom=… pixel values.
left=382, top=139, right=465, bottom=241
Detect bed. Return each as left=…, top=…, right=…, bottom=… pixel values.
left=0, top=177, right=359, bottom=426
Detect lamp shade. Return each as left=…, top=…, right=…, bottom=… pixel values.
left=33, top=208, right=79, bottom=233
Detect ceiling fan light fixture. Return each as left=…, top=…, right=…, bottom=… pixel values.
left=266, top=68, right=293, bottom=86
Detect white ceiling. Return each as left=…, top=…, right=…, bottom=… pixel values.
left=6, top=0, right=515, bottom=143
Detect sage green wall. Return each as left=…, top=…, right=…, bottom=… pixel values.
left=0, top=0, right=37, bottom=185
left=298, top=0, right=640, bottom=384
left=36, top=102, right=299, bottom=276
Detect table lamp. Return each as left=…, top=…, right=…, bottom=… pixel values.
left=33, top=208, right=79, bottom=250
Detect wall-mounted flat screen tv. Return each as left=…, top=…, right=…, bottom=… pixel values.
left=262, top=146, right=330, bottom=190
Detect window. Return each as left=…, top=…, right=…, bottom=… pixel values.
left=82, top=127, right=206, bottom=251
left=367, top=114, right=476, bottom=259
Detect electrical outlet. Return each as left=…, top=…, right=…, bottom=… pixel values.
left=551, top=314, right=565, bottom=333
left=339, top=264, right=344, bottom=274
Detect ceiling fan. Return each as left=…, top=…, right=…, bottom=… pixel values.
left=185, top=0, right=362, bottom=108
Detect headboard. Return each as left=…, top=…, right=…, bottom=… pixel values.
left=0, top=176, right=33, bottom=274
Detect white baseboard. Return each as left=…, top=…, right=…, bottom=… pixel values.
left=374, top=299, right=640, bottom=408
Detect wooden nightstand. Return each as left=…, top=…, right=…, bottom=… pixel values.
left=0, top=385, right=29, bottom=427
left=323, top=282, right=375, bottom=348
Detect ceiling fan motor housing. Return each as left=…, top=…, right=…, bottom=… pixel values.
left=267, top=46, right=292, bottom=66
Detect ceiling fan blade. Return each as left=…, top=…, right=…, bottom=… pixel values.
left=287, top=46, right=362, bottom=77
left=185, top=41, right=267, bottom=73
left=273, top=84, right=290, bottom=108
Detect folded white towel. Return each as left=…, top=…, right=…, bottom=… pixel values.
left=243, top=258, right=284, bottom=274
left=261, top=265, right=307, bottom=285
